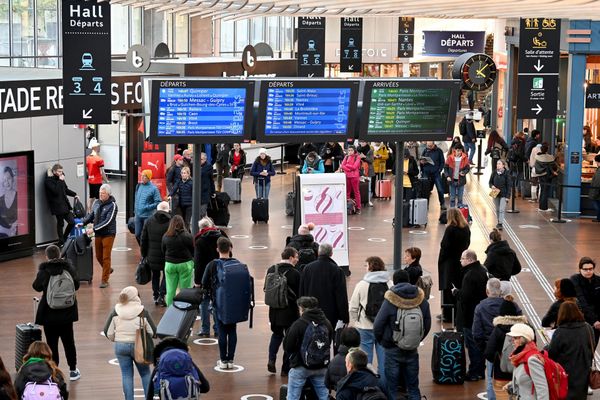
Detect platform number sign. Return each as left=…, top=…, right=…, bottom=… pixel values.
left=62, top=0, right=111, bottom=124
left=340, top=18, right=362, bottom=72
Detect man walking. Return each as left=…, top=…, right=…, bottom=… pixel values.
left=44, top=163, right=79, bottom=246
left=420, top=141, right=447, bottom=209
left=134, top=169, right=162, bottom=244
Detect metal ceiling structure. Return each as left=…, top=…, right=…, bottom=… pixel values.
left=108, top=0, right=600, bottom=20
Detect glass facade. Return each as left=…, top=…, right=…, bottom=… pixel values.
left=219, top=16, right=294, bottom=58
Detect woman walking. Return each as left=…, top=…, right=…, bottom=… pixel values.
left=13, top=341, right=69, bottom=399
left=489, top=160, right=511, bottom=230
left=162, top=215, right=195, bottom=306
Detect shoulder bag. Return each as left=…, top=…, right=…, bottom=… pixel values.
left=589, top=327, right=600, bottom=389
left=134, top=313, right=154, bottom=365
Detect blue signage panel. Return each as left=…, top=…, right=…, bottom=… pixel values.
left=422, top=31, right=485, bottom=56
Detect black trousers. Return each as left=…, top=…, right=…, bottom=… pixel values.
left=44, top=321, right=77, bottom=371
left=56, top=213, right=75, bottom=244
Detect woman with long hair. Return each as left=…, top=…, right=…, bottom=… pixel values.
left=13, top=341, right=68, bottom=399
left=489, top=159, right=511, bottom=230
left=484, top=229, right=521, bottom=281
left=341, top=145, right=362, bottom=214
left=438, top=208, right=471, bottom=321
left=250, top=148, right=276, bottom=199
left=229, top=143, right=247, bottom=180
left=168, top=166, right=192, bottom=229
left=541, top=278, right=578, bottom=328
left=162, top=215, right=195, bottom=306
left=485, top=130, right=509, bottom=170
left=0, top=356, right=17, bottom=400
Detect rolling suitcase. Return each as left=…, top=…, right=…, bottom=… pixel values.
left=431, top=305, right=466, bottom=384
left=252, top=180, right=269, bottom=223
left=402, top=201, right=410, bottom=227
left=375, top=173, right=392, bottom=199
left=409, top=198, right=428, bottom=227
left=359, top=179, right=370, bottom=205
left=223, top=177, right=241, bottom=202
left=285, top=192, right=296, bottom=216
left=15, top=298, right=42, bottom=371
left=458, top=205, right=472, bottom=223
left=156, top=301, right=199, bottom=342
left=207, top=193, right=231, bottom=227
left=61, top=235, right=93, bottom=283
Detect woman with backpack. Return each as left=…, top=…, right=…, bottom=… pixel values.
left=489, top=160, right=512, bottom=230
left=32, top=244, right=81, bottom=381
left=533, top=143, right=558, bottom=212
left=349, top=256, right=392, bottom=382
left=103, top=286, right=156, bottom=400
left=13, top=341, right=69, bottom=400
left=485, top=130, right=509, bottom=171
left=548, top=301, right=594, bottom=399
left=162, top=215, right=195, bottom=307
left=341, top=145, right=362, bottom=214
left=483, top=229, right=521, bottom=281
left=0, top=356, right=17, bottom=400
left=286, top=223, right=319, bottom=272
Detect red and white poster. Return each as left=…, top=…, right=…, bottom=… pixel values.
left=299, top=173, right=349, bottom=267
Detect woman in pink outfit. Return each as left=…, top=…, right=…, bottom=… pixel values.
left=341, top=145, right=362, bottom=213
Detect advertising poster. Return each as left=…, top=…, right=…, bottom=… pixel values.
left=0, top=155, right=29, bottom=237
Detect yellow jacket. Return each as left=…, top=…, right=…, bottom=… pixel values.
left=373, top=145, right=389, bottom=174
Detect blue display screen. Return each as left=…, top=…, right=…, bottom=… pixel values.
left=155, top=87, right=247, bottom=136
left=264, top=87, right=351, bottom=135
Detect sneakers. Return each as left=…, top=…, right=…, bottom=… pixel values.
left=197, top=332, right=210, bottom=338
left=267, top=360, right=276, bottom=373
left=356, top=209, right=362, bottom=215
left=368, top=201, right=374, bottom=207
left=227, top=361, right=234, bottom=369
left=217, top=360, right=228, bottom=369
left=496, top=223, right=503, bottom=231
left=69, top=368, right=81, bottom=381
left=99, top=282, right=109, bottom=288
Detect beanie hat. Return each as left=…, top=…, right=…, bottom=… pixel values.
left=298, top=222, right=315, bottom=235
left=499, top=298, right=519, bottom=317
left=141, top=169, right=153, bottom=180
left=559, top=278, right=577, bottom=298
left=259, top=148, right=268, bottom=155
left=173, top=154, right=183, bottom=161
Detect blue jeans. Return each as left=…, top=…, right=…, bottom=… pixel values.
left=357, top=328, right=386, bottom=379
left=215, top=319, right=237, bottom=362
left=199, top=298, right=217, bottom=335
left=254, top=181, right=271, bottom=198
left=464, top=141, right=476, bottom=162
left=287, top=366, right=329, bottom=400
left=425, top=173, right=446, bottom=207
left=486, top=360, right=496, bottom=400
left=463, top=328, right=485, bottom=377
left=384, top=347, right=420, bottom=400
left=449, top=181, right=465, bottom=207
left=114, top=342, right=151, bottom=400
left=134, top=216, right=148, bottom=243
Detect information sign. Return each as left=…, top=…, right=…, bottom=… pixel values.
left=62, top=0, right=111, bottom=124
left=398, top=17, right=415, bottom=58
left=297, top=17, right=326, bottom=77
left=340, top=18, right=363, bottom=72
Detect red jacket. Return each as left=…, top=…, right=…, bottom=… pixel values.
left=341, top=154, right=361, bottom=178
left=444, top=154, right=471, bottom=186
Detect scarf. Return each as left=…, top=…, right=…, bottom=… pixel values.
left=509, top=340, right=539, bottom=367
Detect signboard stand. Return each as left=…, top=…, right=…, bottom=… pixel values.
left=340, top=17, right=363, bottom=73
left=297, top=17, right=325, bottom=77
left=393, top=141, right=405, bottom=270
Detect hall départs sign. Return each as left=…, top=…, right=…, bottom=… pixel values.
left=62, top=0, right=111, bottom=124
left=422, top=31, right=485, bottom=56
left=517, top=17, right=561, bottom=118
left=340, top=17, right=363, bottom=72
left=0, top=79, right=143, bottom=120
left=297, top=17, right=325, bottom=77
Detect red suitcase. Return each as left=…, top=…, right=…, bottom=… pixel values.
left=376, top=179, right=392, bottom=199
left=458, top=205, right=471, bottom=223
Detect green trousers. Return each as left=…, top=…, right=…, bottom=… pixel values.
left=164, top=260, right=194, bottom=306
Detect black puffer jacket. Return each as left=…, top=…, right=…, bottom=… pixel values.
left=283, top=308, right=333, bottom=369
left=571, top=273, right=600, bottom=325
left=140, top=211, right=171, bottom=271
left=336, top=368, right=385, bottom=400
left=266, top=262, right=301, bottom=328
left=14, top=359, right=69, bottom=399
left=484, top=315, right=528, bottom=381
left=162, top=231, right=194, bottom=264
left=44, top=169, right=76, bottom=216
left=489, top=169, right=512, bottom=198
left=324, top=344, right=351, bottom=390
left=438, top=224, right=471, bottom=290
left=193, top=228, right=227, bottom=285
left=82, top=196, right=117, bottom=236
left=287, top=234, right=319, bottom=268
left=32, top=258, right=79, bottom=325
left=483, top=240, right=521, bottom=281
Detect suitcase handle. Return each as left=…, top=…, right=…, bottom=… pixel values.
left=440, top=300, right=457, bottom=332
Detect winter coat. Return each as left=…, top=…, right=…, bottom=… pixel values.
left=356, top=144, right=375, bottom=178
left=140, top=211, right=171, bottom=271
left=570, top=272, right=600, bottom=325
left=541, top=299, right=579, bottom=328
left=103, top=302, right=155, bottom=343
left=161, top=231, right=194, bottom=264
left=166, top=164, right=182, bottom=189
left=420, top=145, right=445, bottom=176
left=589, top=168, right=600, bottom=201
left=405, top=261, right=423, bottom=286
left=134, top=182, right=162, bottom=218
left=444, top=153, right=471, bottom=186
left=509, top=137, right=527, bottom=174
left=548, top=321, right=594, bottom=400
left=404, top=156, right=420, bottom=187
left=529, top=146, right=542, bottom=177
left=44, top=169, right=77, bottom=216
left=82, top=195, right=117, bottom=236
left=301, top=157, right=325, bottom=174
left=473, top=297, right=522, bottom=349
left=199, top=162, right=215, bottom=205
left=335, top=368, right=386, bottom=400
left=14, top=359, right=69, bottom=400
left=437, top=224, right=471, bottom=290
left=298, top=143, right=318, bottom=164
left=228, top=149, right=247, bottom=178
left=483, top=240, right=521, bottom=281
left=287, top=234, right=319, bottom=270
left=372, top=144, right=390, bottom=174
left=373, top=283, right=431, bottom=349
left=283, top=308, right=333, bottom=369
left=299, top=255, right=350, bottom=326
left=341, top=154, right=361, bottom=178
left=533, top=153, right=557, bottom=178
left=525, top=136, right=539, bottom=161
left=455, top=261, right=488, bottom=330
left=510, top=343, right=549, bottom=400
left=485, top=135, right=509, bottom=158
left=484, top=315, right=528, bottom=381
left=170, top=179, right=193, bottom=208
left=193, top=227, right=226, bottom=286
left=324, top=344, right=351, bottom=390
left=266, top=262, right=301, bottom=328
left=215, top=144, right=231, bottom=165
left=250, top=157, right=276, bottom=184
left=320, top=143, right=345, bottom=170
left=489, top=169, right=512, bottom=198
left=349, top=271, right=393, bottom=329
left=32, top=259, right=79, bottom=325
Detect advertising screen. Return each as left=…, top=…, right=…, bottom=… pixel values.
left=256, top=80, right=359, bottom=143
left=149, top=79, right=254, bottom=143
left=359, top=80, right=462, bottom=141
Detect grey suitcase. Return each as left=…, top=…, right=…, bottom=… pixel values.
left=223, top=177, right=241, bottom=202
left=409, top=198, right=428, bottom=226
left=15, top=298, right=42, bottom=371
left=156, top=301, right=199, bottom=342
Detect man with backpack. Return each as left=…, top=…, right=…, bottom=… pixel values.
left=32, top=245, right=81, bottom=381
left=283, top=296, right=333, bottom=400
left=373, top=269, right=431, bottom=400
left=335, top=347, right=387, bottom=400
left=202, top=236, right=253, bottom=370
left=264, top=247, right=301, bottom=376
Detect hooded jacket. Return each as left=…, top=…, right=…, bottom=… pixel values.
left=373, top=283, right=431, bottom=349
left=266, top=262, right=301, bottom=328
left=483, top=240, right=521, bottom=281
left=287, top=234, right=319, bottom=258
left=193, top=227, right=226, bottom=285
left=484, top=315, right=528, bottom=381
left=301, top=154, right=325, bottom=174
left=134, top=182, right=162, bottom=218
left=324, top=344, right=351, bottom=390
left=140, top=210, right=171, bottom=271
left=456, top=261, right=488, bottom=330
left=44, top=168, right=77, bottom=216
left=82, top=195, right=117, bottom=236
left=283, top=308, right=333, bottom=369
left=489, top=168, right=512, bottom=198
left=349, top=271, right=392, bottom=329
left=335, top=368, right=385, bottom=400
left=32, top=258, right=79, bottom=325
left=533, top=153, right=557, bottom=178
left=372, top=144, right=390, bottom=174
left=103, top=300, right=155, bottom=343
left=14, top=359, right=69, bottom=400
left=473, top=297, right=522, bottom=348
left=341, top=154, right=361, bottom=178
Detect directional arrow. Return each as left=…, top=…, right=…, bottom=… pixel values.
left=404, top=28, right=409, bottom=33
left=307, top=73, right=315, bottom=78
left=533, top=59, right=544, bottom=72
left=82, top=109, right=93, bottom=119
left=348, top=65, right=354, bottom=71
left=403, top=52, right=409, bottom=56
left=531, top=104, right=543, bottom=115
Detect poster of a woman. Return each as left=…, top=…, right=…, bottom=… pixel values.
left=0, top=164, right=18, bottom=237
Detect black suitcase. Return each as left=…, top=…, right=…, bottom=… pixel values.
left=359, top=179, right=370, bottom=205
left=252, top=198, right=269, bottom=223
left=402, top=201, right=411, bottom=227
left=207, top=197, right=231, bottom=227
left=156, top=301, right=199, bottom=342
left=431, top=304, right=466, bottom=384
left=285, top=192, right=295, bottom=216
left=415, top=178, right=433, bottom=199
left=62, top=235, right=93, bottom=283
left=15, top=298, right=42, bottom=371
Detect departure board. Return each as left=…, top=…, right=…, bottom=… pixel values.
left=149, top=79, right=254, bottom=143
left=257, top=80, right=359, bottom=143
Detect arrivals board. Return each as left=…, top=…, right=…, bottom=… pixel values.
left=359, top=80, right=462, bottom=141
left=256, top=80, right=359, bottom=143
left=149, top=79, right=254, bottom=143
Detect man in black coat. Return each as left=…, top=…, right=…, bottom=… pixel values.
left=335, top=348, right=386, bottom=400
left=570, top=256, right=600, bottom=346
left=265, top=247, right=301, bottom=376
left=299, top=243, right=349, bottom=329
left=44, top=164, right=78, bottom=246
left=452, top=249, right=488, bottom=381
left=140, top=201, right=172, bottom=306
left=32, top=244, right=81, bottom=381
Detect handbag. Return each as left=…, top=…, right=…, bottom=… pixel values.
left=135, top=258, right=151, bottom=285
left=72, top=198, right=86, bottom=219
left=589, top=328, right=600, bottom=389
left=489, top=187, right=501, bottom=198
left=134, top=315, right=154, bottom=365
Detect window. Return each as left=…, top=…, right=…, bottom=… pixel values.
left=12, top=0, right=35, bottom=67
left=131, top=7, right=142, bottom=45
left=0, top=2, right=10, bottom=57
left=36, top=0, right=58, bottom=67
left=166, top=12, right=173, bottom=52
left=235, top=19, right=248, bottom=53
left=111, top=4, right=129, bottom=55
left=266, top=16, right=279, bottom=51
left=220, top=20, right=234, bottom=54
left=281, top=17, right=292, bottom=54
left=250, top=17, right=264, bottom=44
left=174, top=14, right=188, bottom=55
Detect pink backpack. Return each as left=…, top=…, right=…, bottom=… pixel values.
left=22, top=380, right=62, bottom=400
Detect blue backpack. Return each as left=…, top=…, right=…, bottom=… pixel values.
left=215, top=259, right=255, bottom=326
left=154, top=348, right=200, bottom=400
left=300, top=319, right=331, bottom=369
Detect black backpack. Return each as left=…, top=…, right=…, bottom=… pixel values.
left=459, top=118, right=467, bottom=136
left=357, top=386, right=387, bottom=400
left=300, top=319, right=331, bottom=369
left=363, top=282, right=388, bottom=322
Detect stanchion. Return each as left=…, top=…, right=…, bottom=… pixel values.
left=277, top=145, right=287, bottom=174
left=550, top=182, right=566, bottom=223
left=473, top=138, right=484, bottom=176
left=506, top=176, right=520, bottom=214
